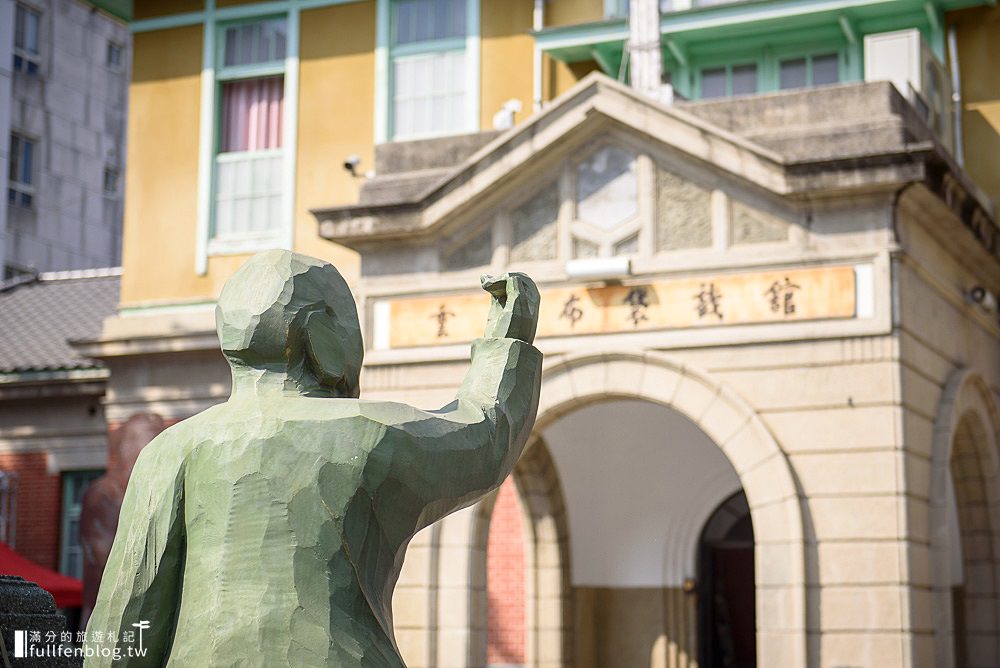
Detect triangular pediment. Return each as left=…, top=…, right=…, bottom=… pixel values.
left=313, top=73, right=791, bottom=250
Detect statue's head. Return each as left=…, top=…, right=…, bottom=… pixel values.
left=216, top=250, right=364, bottom=398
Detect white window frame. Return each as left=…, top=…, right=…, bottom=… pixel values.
left=13, top=2, right=42, bottom=76
left=375, top=0, right=480, bottom=143
left=8, top=133, right=36, bottom=209
left=195, top=6, right=300, bottom=274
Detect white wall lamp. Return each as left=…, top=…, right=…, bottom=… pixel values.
left=565, top=257, right=632, bottom=283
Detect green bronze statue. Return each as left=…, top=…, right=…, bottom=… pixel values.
left=85, top=250, right=542, bottom=666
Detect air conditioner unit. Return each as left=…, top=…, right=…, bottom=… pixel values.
left=863, top=28, right=955, bottom=155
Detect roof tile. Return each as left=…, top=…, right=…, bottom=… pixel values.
left=0, top=273, right=120, bottom=374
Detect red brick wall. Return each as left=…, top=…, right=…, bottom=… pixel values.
left=0, top=452, right=61, bottom=570
left=487, top=477, right=526, bottom=666
left=0, top=415, right=178, bottom=574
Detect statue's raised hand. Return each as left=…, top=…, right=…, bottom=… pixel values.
left=481, top=273, right=540, bottom=344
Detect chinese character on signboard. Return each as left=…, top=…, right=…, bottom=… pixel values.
left=430, top=304, right=455, bottom=337
left=623, top=287, right=650, bottom=327
left=765, top=277, right=801, bottom=316
left=560, top=294, right=584, bottom=328
left=695, top=283, right=723, bottom=320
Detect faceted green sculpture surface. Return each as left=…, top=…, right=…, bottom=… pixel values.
left=85, top=250, right=542, bottom=666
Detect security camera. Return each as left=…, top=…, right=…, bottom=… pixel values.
left=343, top=154, right=362, bottom=178
left=968, top=285, right=998, bottom=313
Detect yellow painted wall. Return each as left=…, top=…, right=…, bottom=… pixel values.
left=121, top=0, right=609, bottom=306
left=216, top=0, right=272, bottom=7
left=545, top=57, right=601, bottom=101
left=133, top=0, right=204, bottom=20
left=480, top=0, right=535, bottom=129
left=293, top=3, right=375, bottom=273
left=121, top=26, right=215, bottom=306
left=545, top=0, right=604, bottom=27
left=950, top=6, right=1000, bottom=206
left=540, top=0, right=604, bottom=102
left=123, top=6, right=375, bottom=306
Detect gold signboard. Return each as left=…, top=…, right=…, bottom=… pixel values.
left=386, top=265, right=857, bottom=349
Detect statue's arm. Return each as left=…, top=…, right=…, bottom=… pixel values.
left=84, top=433, right=187, bottom=666
left=372, top=274, right=542, bottom=530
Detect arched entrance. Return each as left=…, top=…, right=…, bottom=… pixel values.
left=541, top=398, right=750, bottom=667
left=531, top=352, right=806, bottom=667
left=407, top=351, right=805, bottom=667
left=931, top=370, right=1000, bottom=667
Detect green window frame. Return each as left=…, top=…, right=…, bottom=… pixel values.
left=208, top=15, right=289, bottom=252
left=59, top=470, right=103, bottom=578
left=694, top=59, right=762, bottom=99
left=776, top=51, right=843, bottom=90
left=387, top=0, right=478, bottom=141
left=377, top=0, right=480, bottom=143
left=687, top=41, right=847, bottom=100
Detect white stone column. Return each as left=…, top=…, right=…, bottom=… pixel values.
left=628, top=0, right=662, bottom=95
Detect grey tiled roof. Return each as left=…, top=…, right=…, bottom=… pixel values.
left=0, top=270, right=120, bottom=374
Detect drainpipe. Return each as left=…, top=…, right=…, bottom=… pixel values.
left=946, top=23, right=965, bottom=166
left=532, top=0, right=544, bottom=112
left=628, top=0, right=662, bottom=95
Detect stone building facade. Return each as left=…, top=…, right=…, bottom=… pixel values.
left=0, top=0, right=129, bottom=277
left=308, top=76, right=1000, bottom=667
left=82, top=74, right=1000, bottom=666
left=7, top=0, right=999, bottom=665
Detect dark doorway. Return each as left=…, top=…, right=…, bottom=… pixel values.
left=698, top=491, right=756, bottom=668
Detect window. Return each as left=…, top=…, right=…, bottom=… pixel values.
left=212, top=18, right=286, bottom=242
left=106, top=41, right=123, bottom=70
left=701, top=68, right=726, bottom=99
left=0, top=472, right=18, bottom=547
left=572, top=145, right=640, bottom=258
left=699, top=63, right=758, bottom=99
left=103, top=166, right=119, bottom=193
left=390, top=0, right=469, bottom=139
left=13, top=3, right=41, bottom=75
left=605, top=0, right=629, bottom=17
left=731, top=64, right=758, bottom=95
left=8, top=134, right=35, bottom=208
left=779, top=53, right=840, bottom=90
left=60, top=471, right=102, bottom=578
left=779, top=58, right=807, bottom=89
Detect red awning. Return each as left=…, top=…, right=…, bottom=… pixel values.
left=0, top=541, right=82, bottom=608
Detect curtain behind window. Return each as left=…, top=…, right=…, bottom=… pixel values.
left=220, top=76, right=284, bottom=153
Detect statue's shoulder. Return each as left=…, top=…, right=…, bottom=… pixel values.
left=132, top=408, right=220, bottom=470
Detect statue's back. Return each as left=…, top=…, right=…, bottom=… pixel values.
left=85, top=253, right=542, bottom=668
left=164, top=400, right=406, bottom=667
